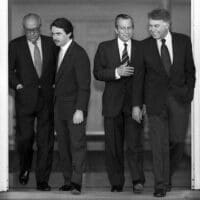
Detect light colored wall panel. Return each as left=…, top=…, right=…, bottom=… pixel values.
left=0, top=0, right=8, bottom=192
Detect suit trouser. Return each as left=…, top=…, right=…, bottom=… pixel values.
left=54, top=114, right=86, bottom=185
left=148, top=95, right=190, bottom=190
left=104, top=112, right=145, bottom=187
left=16, top=91, right=54, bottom=183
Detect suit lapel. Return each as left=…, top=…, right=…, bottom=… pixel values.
left=171, top=33, right=178, bottom=67
left=22, top=37, right=35, bottom=67
left=40, top=36, right=47, bottom=77
left=23, top=36, right=47, bottom=79
left=22, top=37, right=39, bottom=77
left=55, top=41, right=75, bottom=83
left=112, top=39, right=121, bottom=66
left=130, top=39, right=135, bottom=64
left=169, top=33, right=180, bottom=76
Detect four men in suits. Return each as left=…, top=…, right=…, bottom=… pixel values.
left=93, top=14, right=145, bottom=193
left=132, top=9, right=195, bottom=197
left=9, top=13, right=57, bottom=191
left=51, top=18, right=91, bottom=194
left=9, top=10, right=195, bottom=196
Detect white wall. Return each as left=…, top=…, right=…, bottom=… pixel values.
left=0, top=0, right=9, bottom=192
left=191, top=0, right=200, bottom=190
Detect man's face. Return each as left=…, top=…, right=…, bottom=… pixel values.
left=24, top=17, right=40, bottom=43
left=115, top=18, right=134, bottom=42
left=148, top=19, right=169, bottom=39
left=51, top=26, right=71, bottom=47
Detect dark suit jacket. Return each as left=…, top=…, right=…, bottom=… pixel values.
left=9, top=35, right=57, bottom=114
left=132, top=32, right=196, bottom=115
left=54, top=41, right=91, bottom=120
left=94, top=38, right=141, bottom=117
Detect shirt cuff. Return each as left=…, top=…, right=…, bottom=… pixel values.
left=115, top=68, right=121, bottom=79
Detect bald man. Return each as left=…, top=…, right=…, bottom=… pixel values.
left=9, top=13, right=57, bottom=191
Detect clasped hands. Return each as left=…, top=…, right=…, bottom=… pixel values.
left=116, top=62, right=134, bottom=77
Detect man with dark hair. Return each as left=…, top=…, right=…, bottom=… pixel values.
left=51, top=18, right=91, bottom=195
left=94, top=14, right=145, bottom=193
left=9, top=13, right=57, bottom=191
left=132, top=8, right=195, bottom=197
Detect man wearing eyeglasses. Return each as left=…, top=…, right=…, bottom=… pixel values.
left=93, top=14, right=145, bottom=193
left=9, top=13, right=57, bottom=191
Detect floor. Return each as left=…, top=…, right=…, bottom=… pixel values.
left=0, top=188, right=200, bottom=200
left=7, top=151, right=195, bottom=199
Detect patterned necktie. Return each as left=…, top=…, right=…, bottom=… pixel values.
left=33, top=41, right=42, bottom=77
left=161, top=39, right=171, bottom=75
left=121, top=43, right=129, bottom=65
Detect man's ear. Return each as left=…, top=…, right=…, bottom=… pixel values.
left=165, top=22, right=170, bottom=29
left=115, top=28, right=118, bottom=35
left=67, top=32, right=72, bottom=38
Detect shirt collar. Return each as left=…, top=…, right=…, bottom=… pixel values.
left=160, top=31, right=172, bottom=43
left=117, top=37, right=131, bottom=47
left=28, top=37, right=41, bottom=45
left=60, top=39, right=73, bottom=52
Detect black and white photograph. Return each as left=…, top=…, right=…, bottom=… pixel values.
left=0, top=0, right=200, bottom=199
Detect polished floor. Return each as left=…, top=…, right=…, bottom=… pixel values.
left=7, top=151, right=194, bottom=199
left=0, top=188, right=200, bottom=200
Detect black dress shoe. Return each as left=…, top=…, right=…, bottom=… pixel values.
left=19, top=170, right=29, bottom=185
left=153, top=189, right=166, bottom=197
left=37, top=182, right=51, bottom=191
left=133, top=183, right=144, bottom=194
left=165, top=184, right=172, bottom=192
left=111, top=185, right=123, bottom=192
left=59, top=184, right=72, bottom=191
left=71, top=182, right=81, bottom=195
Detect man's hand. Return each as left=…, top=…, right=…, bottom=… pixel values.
left=73, top=110, right=84, bottom=124
left=116, top=62, right=134, bottom=77
left=132, top=106, right=143, bottom=123
left=142, top=104, right=147, bottom=116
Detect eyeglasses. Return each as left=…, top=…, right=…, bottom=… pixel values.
left=117, top=26, right=133, bottom=32
left=24, top=27, right=40, bottom=34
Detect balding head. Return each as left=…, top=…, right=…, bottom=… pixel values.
left=23, top=13, right=41, bottom=43
left=23, top=13, right=41, bottom=29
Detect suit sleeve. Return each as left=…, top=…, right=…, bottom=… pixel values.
left=74, top=49, right=91, bottom=112
left=93, top=43, right=116, bottom=81
left=132, top=42, right=145, bottom=107
left=9, top=41, right=21, bottom=90
left=184, top=36, right=196, bottom=101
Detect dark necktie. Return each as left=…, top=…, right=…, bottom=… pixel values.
left=33, top=41, right=42, bottom=77
left=121, top=43, right=129, bottom=65
left=161, top=39, right=171, bottom=75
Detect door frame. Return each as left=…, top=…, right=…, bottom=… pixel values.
left=0, top=0, right=200, bottom=191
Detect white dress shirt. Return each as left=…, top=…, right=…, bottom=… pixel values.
left=27, top=37, right=43, bottom=63
left=118, top=37, right=131, bottom=61
left=57, top=39, right=73, bottom=69
left=157, top=31, right=173, bottom=64
left=115, top=38, right=131, bottom=79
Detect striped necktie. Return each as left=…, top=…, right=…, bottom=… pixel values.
left=121, top=43, right=129, bottom=65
